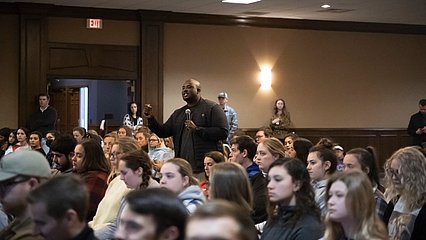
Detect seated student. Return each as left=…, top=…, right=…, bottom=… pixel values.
left=343, top=146, right=387, bottom=220
left=72, top=139, right=110, bottom=221
left=4, top=130, right=17, bottom=156
left=283, top=132, right=298, bottom=155
left=199, top=151, right=226, bottom=198
left=383, top=147, right=426, bottom=240
left=209, top=162, right=254, bottom=221
left=148, top=133, right=175, bottom=176
left=186, top=200, right=258, bottom=240
left=29, top=131, right=46, bottom=157
left=289, top=137, right=313, bottom=163
left=14, top=127, right=31, bottom=152
left=89, top=137, right=139, bottom=233
left=134, top=128, right=150, bottom=152
left=117, top=126, right=133, bottom=139
left=261, top=158, right=323, bottom=240
left=50, top=134, right=77, bottom=175
left=0, top=128, right=11, bottom=159
left=72, top=127, right=87, bottom=144
left=0, top=151, right=51, bottom=239
left=229, top=135, right=267, bottom=224
left=255, top=126, right=273, bottom=144
left=95, top=149, right=159, bottom=240
left=255, top=137, right=286, bottom=174
left=307, top=140, right=337, bottom=217
left=115, top=188, right=188, bottom=240
left=323, top=170, right=388, bottom=240
left=27, top=175, right=98, bottom=240
left=159, top=158, right=205, bottom=214
left=102, top=132, right=117, bottom=160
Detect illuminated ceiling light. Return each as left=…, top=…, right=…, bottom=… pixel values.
left=222, top=0, right=261, bottom=4
left=321, top=4, right=331, bottom=8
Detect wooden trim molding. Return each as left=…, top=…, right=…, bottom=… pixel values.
left=2, top=2, right=426, bottom=35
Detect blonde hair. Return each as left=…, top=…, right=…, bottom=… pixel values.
left=260, top=137, right=286, bottom=158
left=384, top=146, right=426, bottom=211
left=107, top=136, right=140, bottom=183
left=324, top=171, right=388, bottom=240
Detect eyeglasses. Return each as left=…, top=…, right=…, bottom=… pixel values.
left=0, top=177, right=30, bottom=197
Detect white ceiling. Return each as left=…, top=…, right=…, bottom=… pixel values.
left=3, top=0, right=426, bottom=26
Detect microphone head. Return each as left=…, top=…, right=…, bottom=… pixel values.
left=185, top=109, right=191, bottom=114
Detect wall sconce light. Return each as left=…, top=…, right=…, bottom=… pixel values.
left=259, top=66, right=272, bottom=88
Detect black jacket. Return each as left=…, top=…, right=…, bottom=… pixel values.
left=148, top=98, right=228, bottom=172
left=407, top=112, right=426, bottom=146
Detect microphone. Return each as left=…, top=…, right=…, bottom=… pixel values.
left=185, top=109, right=191, bottom=121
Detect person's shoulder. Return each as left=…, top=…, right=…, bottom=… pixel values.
left=201, top=98, right=219, bottom=107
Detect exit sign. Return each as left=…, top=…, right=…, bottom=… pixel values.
left=86, top=19, right=103, bottom=29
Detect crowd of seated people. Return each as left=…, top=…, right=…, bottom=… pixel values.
left=0, top=122, right=425, bottom=240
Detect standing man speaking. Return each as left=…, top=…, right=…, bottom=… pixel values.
left=144, top=79, right=228, bottom=178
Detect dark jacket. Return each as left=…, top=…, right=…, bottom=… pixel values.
left=248, top=165, right=268, bottom=224
left=407, top=112, right=426, bottom=146
left=384, top=200, right=426, bottom=240
left=261, top=206, right=323, bottom=240
left=148, top=98, right=228, bottom=172
left=72, top=225, right=98, bottom=240
left=28, top=106, right=57, bottom=136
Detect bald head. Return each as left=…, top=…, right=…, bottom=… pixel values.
left=182, top=79, right=201, bottom=105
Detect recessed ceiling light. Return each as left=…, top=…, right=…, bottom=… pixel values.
left=321, top=4, right=331, bottom=8
left=222, top=0, right=261, bottom=4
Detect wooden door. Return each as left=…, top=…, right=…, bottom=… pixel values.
left=49, top=88, right=80, bottom=134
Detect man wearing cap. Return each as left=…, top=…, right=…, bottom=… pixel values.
left=0, top=151, right=51, bottom=240
left=217, top=92, right=238, bottom=144
left=333, top=144, right=345, bottom=172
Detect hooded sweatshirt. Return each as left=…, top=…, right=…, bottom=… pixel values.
left=178, top=185, right=206, bottom=214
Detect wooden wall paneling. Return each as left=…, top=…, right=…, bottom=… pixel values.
left=47, top=43, right=139, bottom=80
left=140, top=19, right=164, bottom=122
left=19, top=14, right=48, bottom=127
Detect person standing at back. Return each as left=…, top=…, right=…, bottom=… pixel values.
left=217, top=92, right=238, bottom=144
left=407, top=99, right=426, bottom=147
left=28, top=93, right=57, bottom=137
left=144, top=79, right=228, bottom=178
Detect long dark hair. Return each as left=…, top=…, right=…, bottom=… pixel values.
left=266, top=158, right=320, bottom=227
left=127, top=101, right=140, bottom=116
left=78, top=139, right=110, bottom=173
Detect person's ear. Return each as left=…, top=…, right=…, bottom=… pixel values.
left=364, top=166, right=370, bottom=175
left=324, top=161, right=331, bottom=171
left=242, top=149, right=248, bottom=158
left=159, top=226, right=180, bottom=240
left=293, top=180, right=301, bottom=192
left=28, top=178, right=40, bottom=190
left=183, top=175, right=190, bottom=187
left=64, top=209, right=79, bottom=226
left=135, top=167, right=143, bottom=176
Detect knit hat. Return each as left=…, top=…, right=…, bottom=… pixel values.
left=0, top=151, right=51, bottom=182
